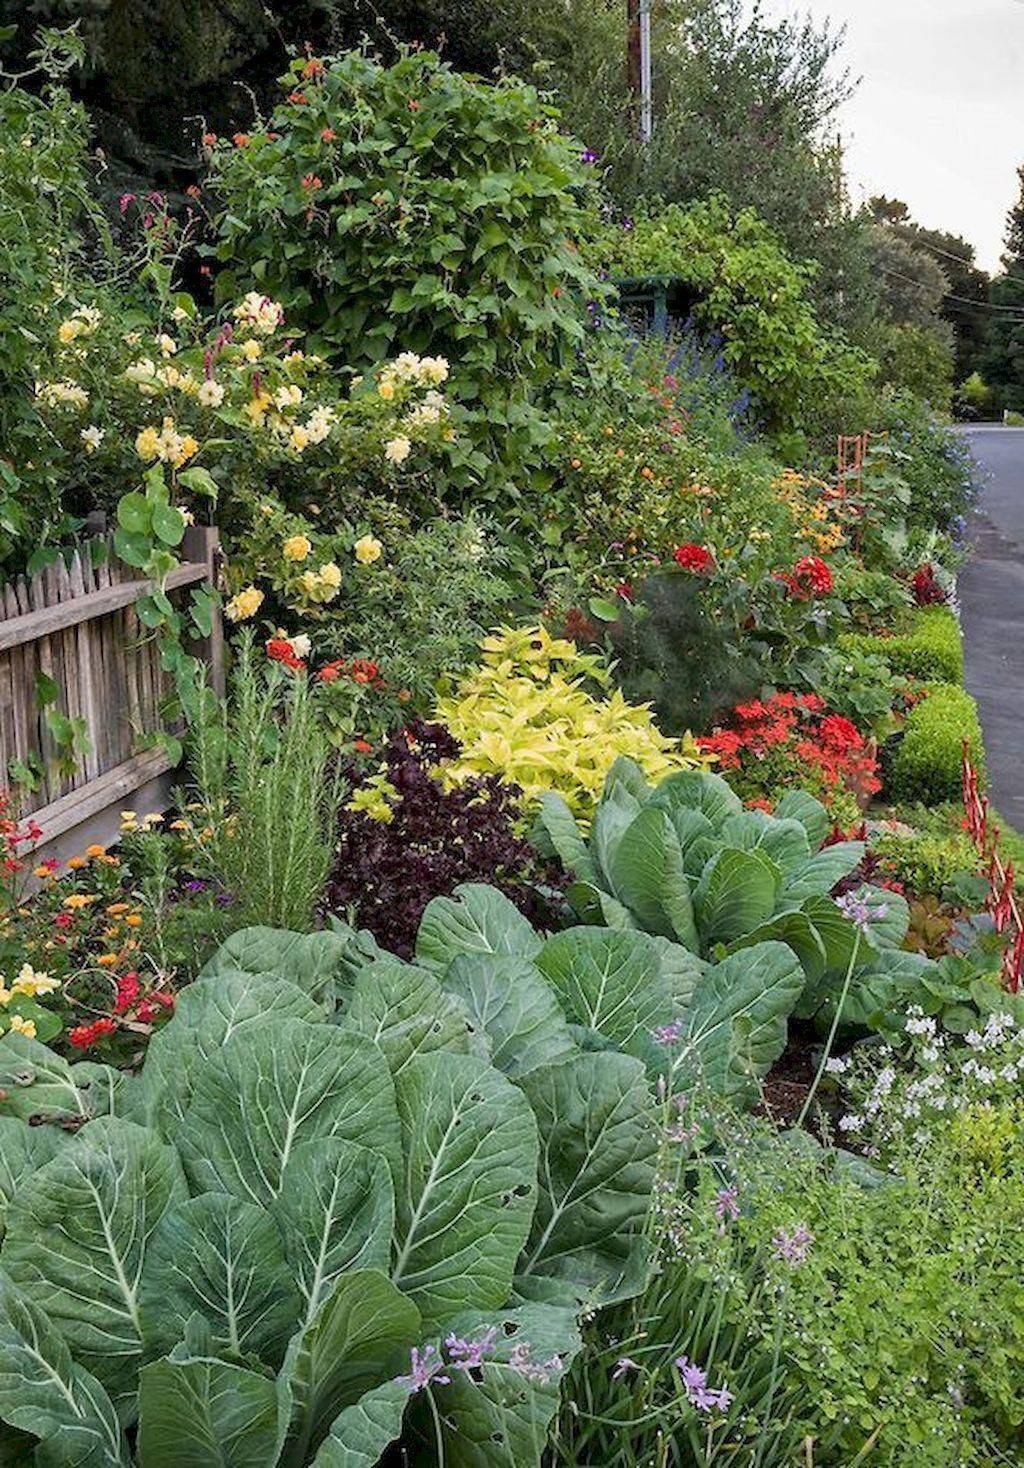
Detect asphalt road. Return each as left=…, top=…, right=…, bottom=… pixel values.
left=958, top=426, right=1024, bottom=830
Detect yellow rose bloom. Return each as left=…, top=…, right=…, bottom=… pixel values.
left=283, top=534, right=313, bottom=562
left=354, top=534, right=383, bottom=566
left=225, top=585, right=264, bottom=622
left=135, top=425, right=161, bottom=461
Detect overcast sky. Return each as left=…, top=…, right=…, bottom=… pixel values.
left=760, top=0, right=1024, bottom=273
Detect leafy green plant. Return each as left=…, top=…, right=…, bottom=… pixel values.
left=209, top=48, right=608, bottom=498
left=534, top=759, right=940, bottom=1033
left=799, top=643, right=906, bottom=736
left=834, top=564, right=913, bottom=634
left=0, top=908, right=671, bottom=1465
left=840, top=605, right=963, bottom=685
left=887, top=682, right=983, bottom=805
left=873, top=826, right=978, bottom=898
left=587, top=196, right=874, bottom=433
left=180, top=641, right=342, bottom=930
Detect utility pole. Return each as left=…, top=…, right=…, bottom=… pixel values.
left=627, top=0, right=653, bottom=144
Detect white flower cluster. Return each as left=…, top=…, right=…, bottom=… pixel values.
left=232, top=291, right=285, bottom=336
left=35, top=379, right=89, bottom=411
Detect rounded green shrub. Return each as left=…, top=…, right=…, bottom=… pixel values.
left=888, top=681, right=983, bottom=805
left=209, top=48, right=608, bottom=497
left=840, top=605, right=963, bottom=685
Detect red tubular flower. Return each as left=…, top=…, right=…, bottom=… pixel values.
left=673, top=543, right=715, bottom=574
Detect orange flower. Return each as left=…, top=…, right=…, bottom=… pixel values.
left=321, top=127, right=337, bottom=142
left=125, top=914, right=143, bottom=928
left=288, top=91, right=308, bottom=106
left=86, top=844, right=105, bottom=859
left=202, top=132, right=217, bottom=146
left=232, top=132, right=250, bottom=148
left=106, top=902, right=129, bottom=916
left=97, top=954, right=118, bottom=968
left=67, top=856, right=87, bottom=870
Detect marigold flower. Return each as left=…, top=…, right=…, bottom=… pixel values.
left=232, top=132, right=250, bottom=147
left=354, top=534, right=383, bottom=566
left=67, top=856, right=87, bottom=870
left=86, top=844, right=105, bottom=858
left=97, top=954, right=118, bottom=968
left=225, top=585, right=264, bottom=623
left=283, top=534, right=313, bottom=562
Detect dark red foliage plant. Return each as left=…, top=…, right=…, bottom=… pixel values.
left=324, top=720, right=569, bottom=958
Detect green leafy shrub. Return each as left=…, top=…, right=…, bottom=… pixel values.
left=864, top=389, right=980, bottom=531
left=840, top=605, right=963, bottom=684
left=873, top=826, right=978, bottom=897
left=209, top=48, right=608, bottom=497
left=587, top=196, right=874, bottom=432
left=834, top=564, right=913, bottom=633
left=535, top=759, right=936, bottom=1032
left=801, top=644, right=907, bottom=736
left=887, top=682, right=984, bottom=805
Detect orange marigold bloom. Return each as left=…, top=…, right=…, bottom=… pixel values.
left=86, top=844, right=105, bottom=858
left=67, top=856, right=87, bottom=870
left=232, top=132, right=250, bottom=148
left=97, top=953, right=118, bottom=967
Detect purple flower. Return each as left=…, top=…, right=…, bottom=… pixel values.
left=119, top=192, right=136, bottom=214
left=402, top=1344, right=450, bottom=1393
left=445, top=1327, right=498, bottom=1372
left=714, top=1186, right=740, bottom=1231
left=675, top=1355, right=733, bottom=1414
left=654, top=1018, right=684, bottom=1046
left=835, top=891, right=888, bottom=934
left=772, top=1223, right=814, bottom=1267
left=612, top=1356, right=641, bottom=1380
left=183, top=879, right=208, bottom=894
left=509, top=1342, right=560, bottom=1383
left=581, top=148, right=600, bottom=164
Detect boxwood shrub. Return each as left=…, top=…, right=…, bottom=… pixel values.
left=887, top=682, right=983, bottom=804
left=840, top=605, right=963, bottom=685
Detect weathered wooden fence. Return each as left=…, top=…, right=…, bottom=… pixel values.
left=0, top=525, right=222, bottom=863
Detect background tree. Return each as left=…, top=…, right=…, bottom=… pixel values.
left=985, top=166, right=1024, bottom=413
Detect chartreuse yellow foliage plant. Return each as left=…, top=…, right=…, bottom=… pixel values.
left=435, top=625, right=707, bottom=817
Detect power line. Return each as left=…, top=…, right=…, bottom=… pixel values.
left=879, top=265, right=1024, bottom=319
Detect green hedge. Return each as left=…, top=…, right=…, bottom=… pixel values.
left=839, top=606, right=963, bottom=685
left=887, top=682, right=983, bottom=805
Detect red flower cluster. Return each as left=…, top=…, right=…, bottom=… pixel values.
left=0, top=792, right=42, bottom=881
left=699, top=691, right=880, bottom=799
left=317, top=657, right=384, bottom=688
left=911, top=563, right=947, bottom=606
left=780, top=555, right=834, bottom=600
left=69, top=1017, right=116, bottom=1050
left=266, top=637, right=306, bottom=673
left=673, top=543, right=715, bottom=574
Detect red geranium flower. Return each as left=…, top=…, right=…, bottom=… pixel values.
left=673, top=543, right=715, bottom=574
left=782, top=555, right=834, bottom=600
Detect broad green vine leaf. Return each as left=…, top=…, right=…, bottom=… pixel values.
left=536, top=928, right=672, bottom=1051
left=138, top=1193, right=301, bottom=1365
left=1, top=1118, right=186, bottom=1416
left=311, top=1378, right=415, bottom=1468
left=517, top=1052, right=657, bottom=1305
left=0, top=1271, right=127, bottom=1466
left=179, top=1019, right=402, bottom=1206
left=344, top=957, right=469, bottom=1075
left=280, top=1270, right=419, bottom=1468
left=442, top=955, right=576, bottom=1079
left=136, top=1354, right=289, bottom=1468
left=272, top=1139, right=394, bottom=1325
left=415, top=885, right=542, bottom=972
left=392, top=1053, right=538, bottom=1328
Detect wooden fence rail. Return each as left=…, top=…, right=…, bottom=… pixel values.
left=0, top=525, right=222, bottom=864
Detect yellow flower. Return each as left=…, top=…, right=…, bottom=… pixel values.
left=240, top=338, right=262, bottom=362
left=283, top=534, right=312, bottom=562
left=174, top=434, right=200, bottom=467
left=58, top=319, right=80, bottom=344
left=225, top=585, right=264, bottom=622
left=244, top=391, right=272, bottom=423
left=12, top=964, right=58, bottom=998
left=8, top=1015, right=36, bottom=1039
left=354, top=534, right=383, bottom=566
left=33, top=865, right=54, bottom=880
left=63, top=893, right=95, bottom=910
left=86, top=844, right=105, bottom=858
left=67, top=856, right=87, bottom=870
left=97, top=953, right=118, bottom=967
left=378, top=379, right=395, bottom=401
left=135, top=426, right=161, bottom=461
left=289, top=424, right=310, bottom=452
left=318, top=561, right=341, bottom=589
left=125, top=914, right=142, bottom=928
left=105, top=902, right=130, bottom=915
left=157, top=334, right=177, bottom=357
left=0, top=987, right=10, bottom=1008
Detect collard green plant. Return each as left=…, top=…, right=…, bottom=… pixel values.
left=535, top=759, right=942, bottom=1032
left=0, top=913, right=666, bottom=1466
